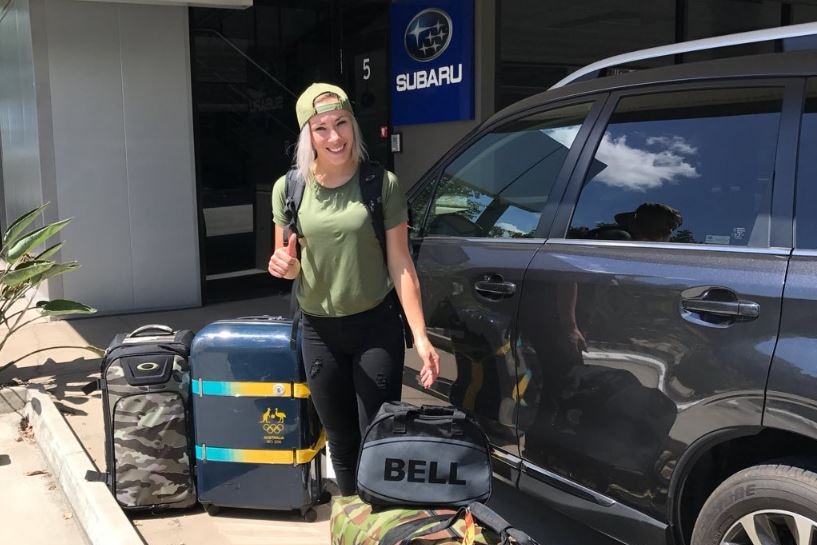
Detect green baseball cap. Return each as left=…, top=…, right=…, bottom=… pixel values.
left=296, top=83, right=352, bottom=128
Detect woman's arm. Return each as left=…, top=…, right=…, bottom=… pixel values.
left=385, top=222, right=440, bottom=388
left=268, top=224, right=300, bottom=279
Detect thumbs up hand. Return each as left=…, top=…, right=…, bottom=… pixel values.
left=285, top=232, right=298, bottom=258
left=268, top=231, right=301, bottom=279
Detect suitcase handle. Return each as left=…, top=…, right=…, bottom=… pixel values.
left=128, top=324, right=174, bottom=338
left=391, top=403, right=467, bottom=436
left=418, top=405, right=467, bottom=420
left=392, top=404, right=466, bottom=420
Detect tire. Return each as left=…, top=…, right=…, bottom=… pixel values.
left=691, top=463, right=817, bottom=545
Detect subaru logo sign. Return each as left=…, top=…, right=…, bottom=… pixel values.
left=404, top=8, right=453, bottom=62
left=391, top=0, right=473, bottom=125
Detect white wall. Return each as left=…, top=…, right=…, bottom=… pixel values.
left=40, top=0, right=200, bottom=312
left=0, top=0, right=45, bottom=231
left=393, top=0, right=496, bottom=190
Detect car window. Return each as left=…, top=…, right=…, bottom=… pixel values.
left=795, top=78, right=817, bottom=249
left=407, top=173, right=437, bottom=236
left=568, top=87, right=784, bottom=246
left=421, top=102, right=593, bottom=239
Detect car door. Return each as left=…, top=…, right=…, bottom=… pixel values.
left=515, top=82, right=798, bottom=543
left=767, top=77, right=817, bottom=436
left=404, top=99, right=604, bottom=482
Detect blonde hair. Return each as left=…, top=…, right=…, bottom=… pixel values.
left=293, top=94, right=367, bottom=181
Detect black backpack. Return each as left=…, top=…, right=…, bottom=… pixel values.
left=283, top=161, right=413, bottom=347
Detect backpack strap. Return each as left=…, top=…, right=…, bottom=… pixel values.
left=283, top=167, right=305, bottom=344
left=284, top=167, right=306, bottom=243
left=359, top=161, right=387, bottom=261
left=359, top=161, right=414, bottom=349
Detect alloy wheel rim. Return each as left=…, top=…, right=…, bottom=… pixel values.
left=721, top=509, right=817, bottom=545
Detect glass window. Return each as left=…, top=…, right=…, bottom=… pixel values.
left=568, top=87, right=784, bottom=246
left=408, top=175, right=436, bottom=235
left=796, top=78, right=817, bottom=249
left=423, top=103, right=593, bottom=239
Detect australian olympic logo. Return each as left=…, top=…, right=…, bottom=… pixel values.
left=404, top=8, right=453, bottom=62
left=263, top=422, right=284, bottom=434
left=260, top=407, right=286, bottom=439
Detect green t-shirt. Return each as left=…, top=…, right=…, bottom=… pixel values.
left=272, top=167, right=408, bottom=317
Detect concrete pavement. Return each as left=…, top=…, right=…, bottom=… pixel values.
left=0, top=293, right=618, bottom=545
left=0, top=405, right=87, bottom=545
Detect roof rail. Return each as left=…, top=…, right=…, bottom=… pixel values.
left=551, top=21, right=817, bottom=89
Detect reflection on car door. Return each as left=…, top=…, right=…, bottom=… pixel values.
left=515, top=83, right=795, bottom=541
left=406, top=101, right=600, bottom=478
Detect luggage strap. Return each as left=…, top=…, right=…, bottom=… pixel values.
left=380, top=512, right=457, bottom=545
left=380, top=503, right=540, bottom=545
left=381, top=509, right=464, bottom=545
left=196, top=429, right=326, bottom=466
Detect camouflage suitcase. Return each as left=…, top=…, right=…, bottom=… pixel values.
left=330, top=495, right=539, bottom=545
left=86, top=324, right=197, bottom=511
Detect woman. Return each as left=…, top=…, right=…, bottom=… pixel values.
left=268, top=83, right=440, bottom=496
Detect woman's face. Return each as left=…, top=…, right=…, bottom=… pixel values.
left=309, top=94, right=355, bottom=168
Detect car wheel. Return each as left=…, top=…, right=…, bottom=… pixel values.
left=692, top=463, right=817, bottom=545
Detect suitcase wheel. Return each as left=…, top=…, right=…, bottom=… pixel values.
left=202, top=503, right=221, bottom=516
left=318, top=490, right=332, bottom=505
left=301, top=507, right=318, bottom=522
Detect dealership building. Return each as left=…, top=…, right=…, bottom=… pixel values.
left=2, top=0, right=816, bottom=313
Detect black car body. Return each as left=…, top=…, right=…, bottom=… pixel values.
left=403, top=44, right=817, bottom=545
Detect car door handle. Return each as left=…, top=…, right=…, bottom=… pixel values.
left=474, top=275, right=516, bottom=297
left=681, top=296, right=759, bottom=318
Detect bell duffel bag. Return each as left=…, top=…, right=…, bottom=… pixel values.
left=357, top=402, right=492, bottom=508
left=82, top=324, right=197, bottom=512
left=189, top=316, right=328, bottom=520
left=331, top=494, right=540, bottom=545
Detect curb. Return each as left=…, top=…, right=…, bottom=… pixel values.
left=24, top=387, right=145, bottom=545
left=0, top=386, right=27, bottom=414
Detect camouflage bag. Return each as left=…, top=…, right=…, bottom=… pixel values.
left=330, top=495, right=539, bottom=545
left=84, top=324, right=196, bottom=511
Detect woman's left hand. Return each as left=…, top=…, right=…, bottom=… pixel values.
left=414, top=335, right=440, bottom=389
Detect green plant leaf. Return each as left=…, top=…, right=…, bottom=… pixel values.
left=30, top=261, right=79, bottom=284
left=36, top=299, right=96, bottom=316
left=6, top=218, right=71, bottom=262
left=3, top=203, right=48, bottom=249
left=2, top=261, right=53, bottom=287
left=34, top=242, right=64, bottom=261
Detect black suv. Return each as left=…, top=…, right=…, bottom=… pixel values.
left=404, top=23, right=817, bottom=545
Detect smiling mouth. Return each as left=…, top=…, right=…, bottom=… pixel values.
left=327, top=144, right=346, bottom=153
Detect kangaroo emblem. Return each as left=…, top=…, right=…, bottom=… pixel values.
left=273, top=408, right=286, bottom=423
left=260, top=407, right=272, bottom=423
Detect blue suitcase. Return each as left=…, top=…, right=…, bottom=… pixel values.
left=190, top=316, right=328, bottom=520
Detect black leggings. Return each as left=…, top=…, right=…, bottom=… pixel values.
left=301, top=298, right=405, bottom=496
